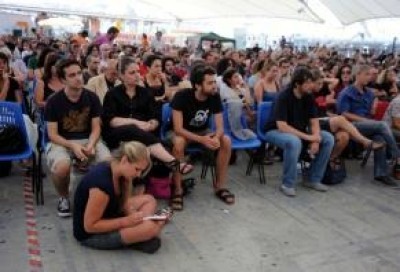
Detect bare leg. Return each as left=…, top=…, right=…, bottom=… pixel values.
left=329, top=116, right=371, bottom=147
left=214, top=135, right=232, bottom=190
left=120, top=195, right=165, bottom=244
left=120, top=220, right=165, bottom=245
left=125, top=195, right=157, bottom=216
left=51, top=160, right=71, bottom=197
left=171, top=136, right=187, bottom=195
left=148, top=143, right=175, bottom=163
left=331, top=130, right=350, bottom=159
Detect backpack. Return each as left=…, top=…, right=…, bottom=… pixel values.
left=0, top=161, right=12, bottom=177
left=0, top=124, right=25, bottom=154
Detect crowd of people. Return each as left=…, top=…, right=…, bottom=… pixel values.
left=1, top=26, right=400, bottom=252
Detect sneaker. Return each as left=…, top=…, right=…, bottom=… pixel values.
left=303, top=182, right=329, bottom=192
left=57, top=197, right=72, bottom=217
left=130, top=237, right=161, bottom=254
left=374, top=176, right=400, bottom=188
left=280, top=185, right=296, bottom=197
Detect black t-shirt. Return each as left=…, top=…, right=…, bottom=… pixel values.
left=73, top=162, right=121, bottom=241
left=4, top=77, right=20, bottom=103
left=44, top=89, right=102, bottom=140
left=170, top=88, right=222, bottom=132
left=102, top=84, right=157, bottom=128
left=265, top=87, right=317, bottom=133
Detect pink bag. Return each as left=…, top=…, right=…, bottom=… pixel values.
left=147, top=177, right=171, bottom=199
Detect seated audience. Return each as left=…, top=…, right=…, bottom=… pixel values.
left=220, top=68, right=254, bottom=122
left=264, top=67, right=334, bottom=197
left=45, top=59, right=111, bottom=217
left=34, top=52, right=64, bottom=108
left=83, top=55, right=100, bottom=84
left=170, top=65, right=234, bottom=210
left=86, top=59, right=120, bottom=105
left=383, top=91, right=400, bottom=139
left=102, top=57, right=193, bottom=174
left=310, top=69, right=384, bottom=167
left=73, top=141, right=167, bottom=252
left=254, top=60, right=280, bottom=104
left=337, top=65, right=400, bottom=186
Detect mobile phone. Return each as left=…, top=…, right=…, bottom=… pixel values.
left=143, top=215, right=168, bottom=221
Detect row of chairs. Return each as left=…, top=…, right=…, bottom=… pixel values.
left=0, top=99, right=274, bottom=206
left=0, top=102, right=41, bottom=203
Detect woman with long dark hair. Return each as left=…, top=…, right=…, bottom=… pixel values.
left=102, top=57, right=193, bottom=175
left=34, top=52, right=64, bottom=108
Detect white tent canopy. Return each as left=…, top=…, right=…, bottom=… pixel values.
left=1, top=0, right=400, bottom=25
left=320, top=0, right=400, bottom=25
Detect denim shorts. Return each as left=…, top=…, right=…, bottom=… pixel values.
left=80, top=231, right=124, bottom=250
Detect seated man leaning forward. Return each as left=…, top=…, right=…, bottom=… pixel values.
left=264, top=66, right=335, bottom=197
left=170, top=65, right=234, bottom=211
left=45, top=59, right=111, bottom=218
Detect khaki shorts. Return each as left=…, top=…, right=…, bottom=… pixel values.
left=46, top=139, right=111, bottom=173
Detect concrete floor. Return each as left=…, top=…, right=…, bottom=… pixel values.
left=1, top=154, right=400, bottom=272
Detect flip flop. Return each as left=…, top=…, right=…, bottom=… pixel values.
left=215, top=189, right=235, bottom=205
left=361, top=141, right=385, bottom=168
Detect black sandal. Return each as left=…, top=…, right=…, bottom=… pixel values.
left=215, top=189, right=235, bottom=205
left=361, top=141, right=385, bottom=168
left=166, top=159, right=194, bottom=175
left=169, top=194, right=184, bottom=211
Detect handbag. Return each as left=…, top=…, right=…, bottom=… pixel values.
left=322, top=159, right=347, bottom=185
left=147, top=176, right=172, bottom=199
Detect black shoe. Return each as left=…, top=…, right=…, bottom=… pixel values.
left=130, top=237, right=161, bottom=254
left=374, top=176, right=400, bottom=187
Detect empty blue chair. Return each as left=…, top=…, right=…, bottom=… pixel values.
left=0, top=102, right=39, bottom=203
left=222, top=103, right=265, bottom=183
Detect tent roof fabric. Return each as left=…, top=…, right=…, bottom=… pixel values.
left=135, top=0, right=322, bottom=22
left=2, top=0, right=400, bottom=25
left=320, top=0, right=400, bottom=25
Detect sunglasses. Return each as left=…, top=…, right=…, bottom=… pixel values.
left=342, top=70, right=351, bottom=75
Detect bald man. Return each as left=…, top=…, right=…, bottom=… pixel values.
left=86, top=59, right=121, bottom=104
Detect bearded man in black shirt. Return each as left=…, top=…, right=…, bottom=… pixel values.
left=170, top=65, right=234, bottom=210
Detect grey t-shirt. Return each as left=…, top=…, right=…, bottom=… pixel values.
left=383, top=96, right=400, bottom=130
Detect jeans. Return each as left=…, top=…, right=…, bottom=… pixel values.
left=265, top=130, right=334, bottom=188
left=353, top=120, right=400, bottom=177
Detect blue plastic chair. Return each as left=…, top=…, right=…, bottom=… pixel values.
left=222, top=103, right=265, bottom=183
left=161, top=103, right=216, bottom=180
left=254, top=102, right=274, bottom=183
left=0, top=102, right=39, bottom=203
left=36, top=110, right=47, bottom=205
left=256, top=102, right=273, bottom=142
